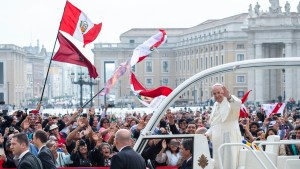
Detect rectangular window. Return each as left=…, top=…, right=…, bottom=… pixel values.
left=146, top=78, right=153, bottom=85
left=145, top=61, right=152, bottom=72
left=200, top=58, right=203, bottom=70
left=205, top=57, right=208, bottom=69
left=162, top=61, right=169, bottom=73
left=196, top=59, right=199, bottom=69
left=183, top=60, right=185, bottom=71
left=187, top=60, right=189, bottom=71
left=0, top=93, right=3, bottom=101
left=237, top=54, right=245, bottom=61
left=0, top=62, right=3, bottom=84
left=179, top=61, right=181, bottom=71
left=129, top=40, right=135, bottom=43
left=215, top=56, right=218, bottom=66
left=237, top=90, right=245, bottom=97
left=162, top=78, right=168, bottom=85
left=236, top=75, right=246, bottom=83
left=221, top=55, right=224, bottom=64
left=237, top=44, right=245, bottom=49
left=210, top=56, right=213, bottom=67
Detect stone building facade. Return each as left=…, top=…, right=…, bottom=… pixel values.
left=93, top=1, right=300, bottom=107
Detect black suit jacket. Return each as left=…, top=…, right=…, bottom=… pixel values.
left=110, top=146, right=146, bottom=169
left=37, top=146, right=56, bottom=169
left=180, top=157, right=193, bottom=169
left=17, top=152, right=43, bottom=169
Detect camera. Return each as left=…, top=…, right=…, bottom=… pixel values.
left=291, top=134, right=296, bottom=140
left=2, top=110, right=8, bottom=116
left=9, top=126, right=14, bottom=134
left=107, top=104, right=114, bottom=108
left=79, top=139, right=86, bottom=146
left=0, top=101, right=5, bottom=105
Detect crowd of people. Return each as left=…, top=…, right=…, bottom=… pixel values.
left=0, top=84, right=300, bottom=169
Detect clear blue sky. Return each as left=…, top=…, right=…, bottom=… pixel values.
left=0, top=0, right=298, bottom=51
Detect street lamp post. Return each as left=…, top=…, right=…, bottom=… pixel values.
left=70, top=72, right=99, bottom=107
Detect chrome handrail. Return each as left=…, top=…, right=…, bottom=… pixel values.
left=253, top=140, right=300, bottom=169
left=218, top=143, right=268, bottom=169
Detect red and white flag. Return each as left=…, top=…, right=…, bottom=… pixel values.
left=262, top=102, right=286, bottom=117
left=52, top=32, right=98, bottom=78
left=130, top=72, right=172, bottom=110
left=100, top=30, right=167, bottom=96
left=239, top=90, right=252, bottom=118
left=130, top=29, right=167, bottom=67
left=59, top=1, right=102, bottom=47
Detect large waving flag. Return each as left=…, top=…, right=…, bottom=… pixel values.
left=130, top=72, right=172, bottom=110
left=262, top=102, right=286, bottom=117
left=130, top=29, right=167, bottom=67
left=100, top=30, right=167, bottom=96
left=52, top=32, right=98, bottom=78
left=59, top=1, right=102, bottom=47
left=239, top=90, right=252, bottom=118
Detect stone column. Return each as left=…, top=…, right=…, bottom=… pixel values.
left=254, top=43, right=264, bottom=103
left=297, top=42, right=300, bottom=102
left=247, top=44, right=255, bottom=101
left=285, top=43, right=293, bottom=102
left=269, top=44, right=278, bottom=100
left=264, top=44, right=271, bottom=100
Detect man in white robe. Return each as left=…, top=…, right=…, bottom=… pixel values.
left=205, top=84, right=242, bottom=169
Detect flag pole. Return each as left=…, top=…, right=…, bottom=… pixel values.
left=81, top=87, right=105, bottom=108
left=38, top=1, right=68, bottom=107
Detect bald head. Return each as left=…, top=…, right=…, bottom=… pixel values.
left=115, top=129, right=131, bottom=140
left=115, top=129, right=132, bottom=150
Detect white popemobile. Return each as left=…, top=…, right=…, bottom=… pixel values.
left=134, top=57, right=300, bottom=169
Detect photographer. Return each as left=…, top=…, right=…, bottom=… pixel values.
left=0, top=110, right=13, bottom=135
left=284, top=125, right=300, bottom=155
left=13, top=110, right=27, bottom=131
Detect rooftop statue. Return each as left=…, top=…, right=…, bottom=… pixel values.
left=269, top=0, right=282, bottom=14
left=248, top=4, right=253, bottom=17
left=254, top=2, right=261, bottom=16
left=285, top=1, right=291, bottom=15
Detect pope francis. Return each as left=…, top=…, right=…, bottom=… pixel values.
left=206, top=84, right=242, bottom=169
